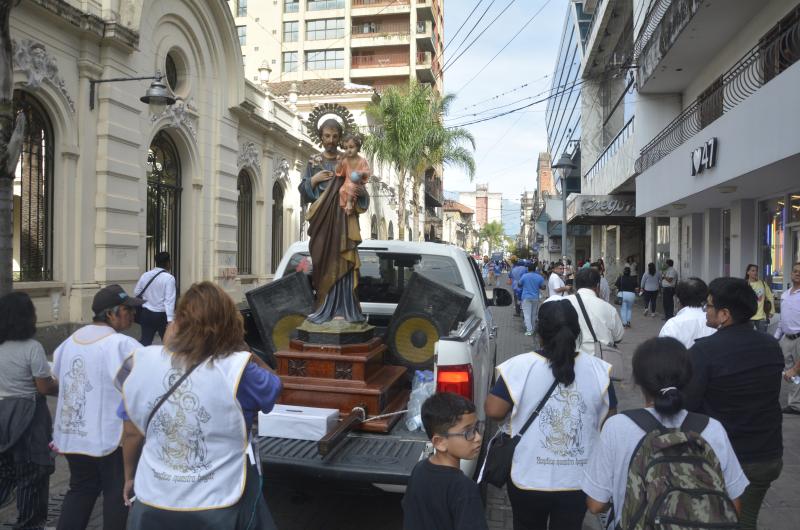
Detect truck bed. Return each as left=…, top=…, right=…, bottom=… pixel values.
left=258, top=422, right=429, bottom=485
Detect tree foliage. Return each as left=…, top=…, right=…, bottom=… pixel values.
left=479, top=221, right=504, bottom=253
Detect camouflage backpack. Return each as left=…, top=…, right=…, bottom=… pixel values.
left=617, top=409, right=739, bottom=530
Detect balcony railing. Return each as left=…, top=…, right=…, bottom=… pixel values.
left=353, top=0, right=409, bottom=7
left=632, top=0, right=672, bottom=61
left=351, top=21, right=410, bottom=37
left=351, top=53, right=410, bottom=68
left=635, top=15, right=800, bottom=174
left=635, top=0, right=702, bottom=85
left=585, top=117, right=634, bottom=181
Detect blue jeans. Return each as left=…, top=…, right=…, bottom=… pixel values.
left=620, top=291, right=635, bottom=325
left=522, top=298, right=540, bottom=333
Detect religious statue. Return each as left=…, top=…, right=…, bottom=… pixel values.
left=299, top=107, right=369, bottom=324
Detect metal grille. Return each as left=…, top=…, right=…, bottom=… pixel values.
left=271, top=182, right=284, bottom=273
left=13, top=92, right=53, bottom=282
left=237, top=171, right=253, bottom=275
left=146, top=132, right=181, bottom=290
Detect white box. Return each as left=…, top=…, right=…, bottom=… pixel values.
left=258, top=404, right=340, bottom=441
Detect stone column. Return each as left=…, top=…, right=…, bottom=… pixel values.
left=730, top=199, right=756, bottom=278
left=703, top=209, right=722, bottom=281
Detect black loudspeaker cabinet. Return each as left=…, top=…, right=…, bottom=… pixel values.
left=245, top=272, right=315, bottom=355
left=387, top=273, right=474, bottom=370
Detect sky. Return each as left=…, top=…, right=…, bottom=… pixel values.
left=440, top=0, right=566, bottom=235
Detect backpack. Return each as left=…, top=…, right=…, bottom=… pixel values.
left=617, top=409, right=738, bottom=530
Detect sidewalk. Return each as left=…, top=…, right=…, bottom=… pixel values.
left=484, top=282, right=800, bottom=530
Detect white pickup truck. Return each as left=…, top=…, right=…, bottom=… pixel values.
left=241, top=240, right=512, bottom=490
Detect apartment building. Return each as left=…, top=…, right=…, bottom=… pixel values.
left=230, top=0, right=443, bottom=94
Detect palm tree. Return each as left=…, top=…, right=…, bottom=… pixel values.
left=479, top=221, right=504, bottom=254
left=364, top=80, right=475, bottom=241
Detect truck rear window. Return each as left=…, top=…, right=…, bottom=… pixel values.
left=282, top=251, right=463, bottom=304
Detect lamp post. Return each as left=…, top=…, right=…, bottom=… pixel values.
left=551, top=151, right=577, bottom=264
left=89, top=71, right=176, bottom=111
left=258, top=61, right=272, bottom=87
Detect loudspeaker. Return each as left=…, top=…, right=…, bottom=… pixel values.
left=386, top=273, right=473, bottom=369
left=245, top=272, right=315, bottom=355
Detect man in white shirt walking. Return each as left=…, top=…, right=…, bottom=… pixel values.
left=775, top=262, right=800, bottom=414
left=661, top=259, right=679, bottom=319
left=565, top=268, right=624, bottom=356
left=547, top=262, right=571, bottom=300
left=659, top=277, right=716, bottom=348
left=134, top=251, right=176, bottom=346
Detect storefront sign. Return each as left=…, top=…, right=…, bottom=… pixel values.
left=567, top=195, right=636, bottom=223
left=548, top=239, right=561, bottom=252
left=691, top=137, right=717, bottom=176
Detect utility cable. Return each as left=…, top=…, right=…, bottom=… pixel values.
left=440, top=0, right=497, bottom=70
left=442, top=0, right=516, bottom=73
left=441, top=0, right=484, bottom=56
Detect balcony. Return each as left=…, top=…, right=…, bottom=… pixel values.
left=350, top=21, right=411, bottom=47
left=634, top=0, right=764, bottom=93
left=352, top=0, right=411, bottom=16
left=635, top=12, right=800, bottom=175
left=425, top=172, right=443, bottom=207
left=415, top=20, right=435, bottom=52
left=584, top=117, right=635, bottom=193
left=351, top=52, right=410, bottom=78
left=416, top=0, right=434, bottom=21
left=415, top=51, right=435, bottom=83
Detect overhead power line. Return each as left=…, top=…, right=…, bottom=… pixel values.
left=442, top=0, right=516, bottom=74
left=441, top=0, right=484, bottom=56
left=440, top=0, right=497, bottom=70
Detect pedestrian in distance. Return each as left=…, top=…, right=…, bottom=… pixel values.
left=402, top=392, right=487, bottom=530
left=53, top=284, right=144, bottom=530
left=563, top=268, right=624, bottom=358
left=685, top=277, right=784, bottom=530
left=485, top=300, right=612, bottom=530
left=628, top=256, right=639, bottom=287
left=592, top=261, right=611, bottom=303
left=745, top=263, right=775, bottom=334
left=659, top=277, right=716, bottom=348
left=614, top=267, right=637, bottom=328
left=0, top=292, right=59, bottom=530
left=661, top=259, right=679, bottom=319
left=776, top=261, right=800, bottom=414
left=583, top=337, right=748, bottom=529
left=134, top=251, right=177, bottom=346
left=121, top=281, right=282, bottom=529
left=563, top=259, right=575, bottom=287
left=546, top=261, right=571, bottom=300
left=519, top=262, right=546, bottom=336
left=640, top=262, right=661, bottom=317
left=509, top=259, right=528, bottom=317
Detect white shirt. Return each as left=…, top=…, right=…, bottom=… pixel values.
left=659, top=306, right=716, bottom=349
left=135, top=267, right=177, bottom=321
left=565, top=289, right=625, bottom=356
left=582, top=409, right=749, bottom=527
left=548, top=273, right=566, bottom=299
left=661, top=267, right=678, bottom=288
left=775, top=285, right=800, bottom=338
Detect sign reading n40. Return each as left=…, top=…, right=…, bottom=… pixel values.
left=691, top=138, right=717, bottom=176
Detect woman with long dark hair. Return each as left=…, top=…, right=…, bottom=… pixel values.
left=745, top=264, right=774, bottom=333
left=615, top=267, right=637, bottom=328
left=583, top=337, right=748, bottom=527
left=0, top=292, right=58, bottom=529
left=485, top=300, right=612, bottom=530
left=639, top=262, right=661, bottom=317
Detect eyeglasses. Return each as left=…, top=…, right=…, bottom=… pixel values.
left=444, top=420, right=485, bottom=441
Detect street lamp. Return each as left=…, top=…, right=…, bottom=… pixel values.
left=89, top=71, right=176, bottom=111
left=258, top=61, right=272, bottom=86
left=551, top=151, right=577, bottom=263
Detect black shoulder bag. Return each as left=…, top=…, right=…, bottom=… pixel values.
left=144, top=362, right=201, bottom=433
left=133, top=269, right=165, bottom=324
left=479, top=378, right=559, bottom=487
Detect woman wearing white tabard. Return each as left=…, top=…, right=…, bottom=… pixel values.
left=121, top=282, right=282, bottom=529
left=485, top=300, right=611, bottom=530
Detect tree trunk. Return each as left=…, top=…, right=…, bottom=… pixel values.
left=396, top=172, right=407, bottom=241
left=0, top=3, right=16, bottom=296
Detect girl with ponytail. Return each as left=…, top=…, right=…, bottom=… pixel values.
left=485, top=300, right=613, bottom=530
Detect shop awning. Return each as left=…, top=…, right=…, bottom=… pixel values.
left=566, top=194, right=642, bottom=225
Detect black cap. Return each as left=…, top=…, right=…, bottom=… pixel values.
left=92, top=284, right=143, bottom=317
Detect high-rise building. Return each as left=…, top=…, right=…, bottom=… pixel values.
left=230, top=0, right=443, bottom=95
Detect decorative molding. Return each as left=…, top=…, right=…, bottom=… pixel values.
left=288, top=359, right=306, bottom=377
left=237, top=142, right=262, bottom=176
left=150, top=99, right=198, bottom=140
left=28, top=0, right=139, bottom=50
left=12, top=39, right=75, bottom=112
left=274, top=158, right=290, bottom=181
left=334, top=362, right=353, bottom=380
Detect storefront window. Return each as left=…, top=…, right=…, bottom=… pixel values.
left=722, top=209, right=731, bottom=276
left=656, top=218, right=670, bottom=268
left=759, top=198, right=785, bottom=290
left=790, top=194, right=800, bottom=224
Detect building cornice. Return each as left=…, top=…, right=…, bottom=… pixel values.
left=28, top=0, right=139, bottom=51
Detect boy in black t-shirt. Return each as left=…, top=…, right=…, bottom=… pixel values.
left=402, top=392, right=489, bottom=530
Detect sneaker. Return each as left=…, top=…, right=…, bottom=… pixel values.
left=524, top=331, right=533, bottom=336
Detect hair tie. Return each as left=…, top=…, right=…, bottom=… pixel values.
left=659, top=386, right=677, bottom=395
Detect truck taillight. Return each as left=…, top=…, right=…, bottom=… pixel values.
left=436, top=364, right=473, bottom=401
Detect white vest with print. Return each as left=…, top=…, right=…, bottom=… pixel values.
left=123, top=347, right=249, bottom=510
left=497, top=351, right=611, bottom=490
left=53, top=327, right=136, bottom=456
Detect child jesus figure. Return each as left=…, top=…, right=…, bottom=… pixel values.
left=335, top=132, right=370, bottom=215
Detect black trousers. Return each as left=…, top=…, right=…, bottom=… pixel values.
left=139, top=308, right=168, bottom=347
left=56, top=448, right=127, bottom=530
left=506, top=482, right=586, bottom=530
left=0, top=455, right=50, bottom=529
left=662, top=287, right=676, bottom=318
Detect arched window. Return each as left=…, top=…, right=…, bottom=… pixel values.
left=13, top=92, right=54, bottom=282
left=388, top=221, right=394, bottom=240
left=271, top=181, right=284, bottom=273
left=237, top=171, right=253, bottom=274
left=147, top=131, right=182, bottom=288
left=370, top=214, right=378, bottom=239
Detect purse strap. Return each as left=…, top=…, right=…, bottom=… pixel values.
left=136, top=269, right=166, bottom=299
left=516, top=378, right=559, bottom=438
left=575, top=292, right=599, bottom=343
left=145, top=361, right=201, bottom=433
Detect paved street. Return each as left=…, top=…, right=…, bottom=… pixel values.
left=4, top=276, right=800, bottom=530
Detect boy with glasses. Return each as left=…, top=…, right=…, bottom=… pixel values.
left=402, top=393, right=487, bottom=530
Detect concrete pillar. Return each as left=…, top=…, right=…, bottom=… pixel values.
left=730, top=199, right=756, bottom=278
left=581, top=80, right=604, bottom=174
left=591, top=226, right=603, bottom=260
left=681, top=214, right=705, bottom=279
left=703, top=209, right=722, bottom=281
left=645, top=217, right=657, bottom=265
left=670, top=217, right=681, bottom=266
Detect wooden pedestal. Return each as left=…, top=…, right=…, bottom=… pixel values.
left=275, top=336, right=409, bottom=433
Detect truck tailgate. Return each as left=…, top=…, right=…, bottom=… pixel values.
left=258, top=430, right=429, bottom=485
